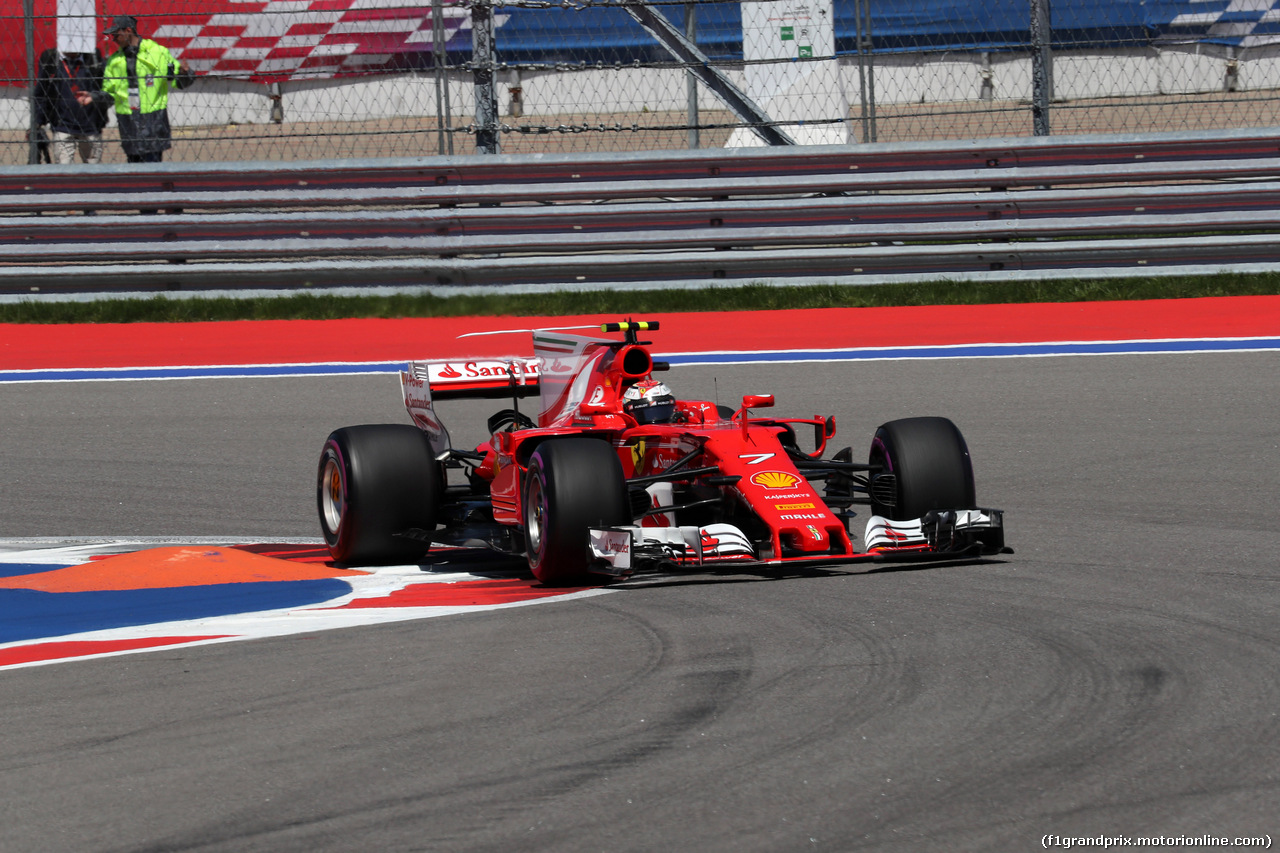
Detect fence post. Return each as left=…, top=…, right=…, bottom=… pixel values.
left=471, top=0, right=499, bottom=154
left=854, top=0, right=876, bottom=143
left=685, top=2, right=699, bottom=149
left=270, top=83, right=284, bottom=123
left=24, top=0, right=38, bottom=165
left=1030, top=0, right=1052, bottom=136
left=433, top=0, right=454, bottom=155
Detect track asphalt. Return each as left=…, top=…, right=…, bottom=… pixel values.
left=2, top=297, right=1278, bottom=850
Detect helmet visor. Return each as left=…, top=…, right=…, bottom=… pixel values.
left=631, top=399, right=675, bottom=424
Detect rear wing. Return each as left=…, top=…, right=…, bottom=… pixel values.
left=403, top=357, right=542, bottom=400
left=401, top=357, right=541, bottom=456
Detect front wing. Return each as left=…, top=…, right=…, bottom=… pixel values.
left=588, top=509, right=1006, bottom=578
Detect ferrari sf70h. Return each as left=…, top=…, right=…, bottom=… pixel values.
left=318, top=320, right=1008, bottom=583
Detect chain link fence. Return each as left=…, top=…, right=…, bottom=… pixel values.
left=4, top=0, right=1280, bottom=164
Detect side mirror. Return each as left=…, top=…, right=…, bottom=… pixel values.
left=741, top=394, right=775, bottom=410
left=811, top=416, right=836, bottom=458
left=739, top=394, right=775, bottom=438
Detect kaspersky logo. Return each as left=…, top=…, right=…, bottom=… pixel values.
left=750, top=471, right=801, bottom=490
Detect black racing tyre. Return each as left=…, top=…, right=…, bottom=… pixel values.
left=317, top=424, right=441, bottom=566
left=523, top=438, right=630, bottom=585
left=868, top=416, right=976, bottom=521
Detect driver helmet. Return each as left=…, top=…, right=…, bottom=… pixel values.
left=623, top=378, right=676, bottom=425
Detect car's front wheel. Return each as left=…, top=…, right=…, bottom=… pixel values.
left=318, top=424, right=441, bottom=565
left=523, top=438, right=629, bottom=585
left=868, top=416, right=976, bottom=520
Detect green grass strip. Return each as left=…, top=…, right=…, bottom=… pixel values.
left=3, top=273, right=1280, bottom=324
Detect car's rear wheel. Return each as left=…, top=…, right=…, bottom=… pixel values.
left=523, top=438, right=629, bottom=585
left=868, top=417, right=975, bottom=520
left=318, top=424, right=441, bottom=565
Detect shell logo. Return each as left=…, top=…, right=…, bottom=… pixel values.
left=750, top=471, right=801, bottom=489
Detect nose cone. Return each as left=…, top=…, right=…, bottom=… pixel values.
left=789, top=523, right=829, bottom=552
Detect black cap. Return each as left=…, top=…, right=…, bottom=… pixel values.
left=103, top=15, right=138, bottom=35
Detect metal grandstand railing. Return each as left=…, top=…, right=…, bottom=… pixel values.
left=2, top=128, right=1280, bottom=295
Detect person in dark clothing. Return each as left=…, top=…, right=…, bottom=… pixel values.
left=34, top=48, right=110, bottom=164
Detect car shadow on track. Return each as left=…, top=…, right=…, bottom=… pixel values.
left=406, top=548, right=533, bottom=579
left=605, top=556, right=1012, bottom=591
left=368, top=547, right=1012, bottom=591
left=862, top=556, right=1012, bottom=575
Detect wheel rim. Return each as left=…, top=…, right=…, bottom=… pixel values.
left=320, top=455, right=345, bottom=535
left=525, top=472, right=546, bottom=562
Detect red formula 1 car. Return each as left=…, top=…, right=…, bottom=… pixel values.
left=317, top=320, right=1008, bottom=583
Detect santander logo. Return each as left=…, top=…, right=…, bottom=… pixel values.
left=431, top=360, right=540, bottom=383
